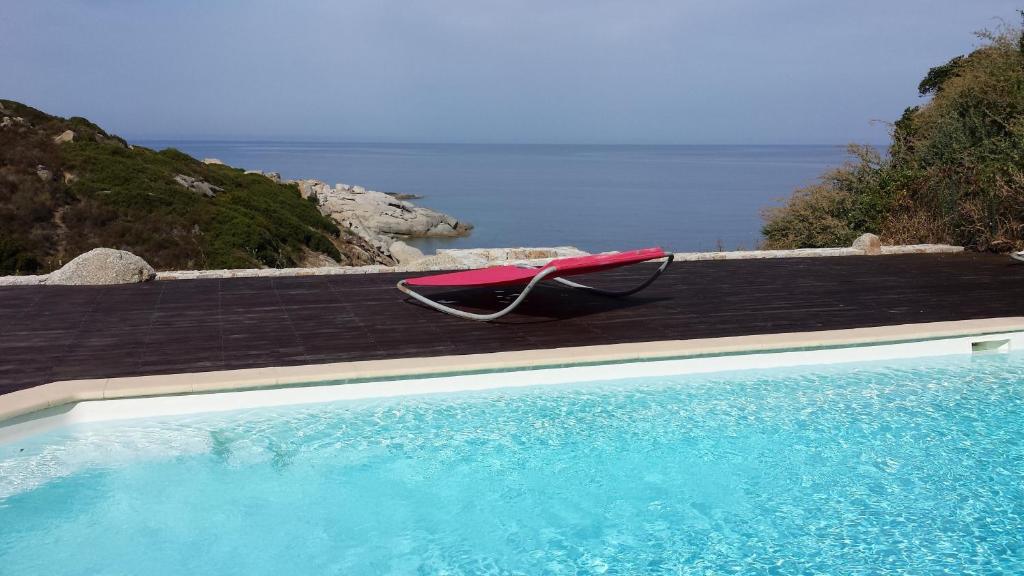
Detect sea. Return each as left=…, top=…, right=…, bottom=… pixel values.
left=135, top=142, right=859, bottom=254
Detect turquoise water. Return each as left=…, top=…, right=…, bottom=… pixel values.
left=2, top=354, right=1024, bottom=575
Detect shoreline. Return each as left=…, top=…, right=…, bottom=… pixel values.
left=199, top=158, right=474, bottom=267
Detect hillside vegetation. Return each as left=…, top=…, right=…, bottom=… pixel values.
left=763, top=20, right=1024, bottom=252
left=0, top=99, right=379, bottom=275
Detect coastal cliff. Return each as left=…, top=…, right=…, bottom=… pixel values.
left=0, top=99, right=470, bottom=274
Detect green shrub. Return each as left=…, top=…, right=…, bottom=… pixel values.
left=0, top=98, right=361, bottom=274
left=762, top=181, right=858, bottom=249
left=763, top=18, right=1024, bottom=252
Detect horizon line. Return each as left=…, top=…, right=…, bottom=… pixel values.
left=125, top=137, right=887, bottom=148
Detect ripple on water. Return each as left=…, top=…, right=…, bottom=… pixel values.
left=1, top=354, right=1023, bottom=574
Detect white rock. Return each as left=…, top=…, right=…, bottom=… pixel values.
left=288, top=178, right=472, bottom=256
left=852, top=233, right=882, bottom=255
left=1, top=116, right=28, bottom=129
left=202, top=158, right=224, bottom=165
left=294, top=179, right=330, bottom=200
left=174, top=174, right=223, bottom=198
left=53, top=130, right=75, bottom=144
left=388, top=241, right=425, bottom=265
left=323, top=186, right=471, bottom=238
left=47, top=248, right=156, bottom=285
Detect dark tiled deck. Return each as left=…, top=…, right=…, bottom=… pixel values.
left=1, top=252, right=1023, bottom=395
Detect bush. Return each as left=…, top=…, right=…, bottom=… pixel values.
left=763, top=18, right=1024, bottom=252
left=763, top=145, right=901, bottom=249
left=762, top=181, right=858, bottom=249
left=0, top=98, right=360, bottom=274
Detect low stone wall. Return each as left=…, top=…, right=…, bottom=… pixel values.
left=0, top=275, right=47, bottom=286
left=0, top=243, right=967, bottom=285
left=671, top=243, right=963, bottom=261
left=153, top=243, right=964, bottom=281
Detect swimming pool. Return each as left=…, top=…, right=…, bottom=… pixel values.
left=2, top=352, right=1023, bottom=574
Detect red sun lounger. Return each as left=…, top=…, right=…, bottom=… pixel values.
left=397, top=247, right=674, bottom=321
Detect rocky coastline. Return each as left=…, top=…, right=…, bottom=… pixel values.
left=203, top=158, right=473, bottom=267
left=292, top=178, right=472, bottom=265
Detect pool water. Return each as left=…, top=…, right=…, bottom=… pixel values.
left=2, top=354, right=1024, bottom=575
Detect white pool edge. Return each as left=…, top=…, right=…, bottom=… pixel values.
left=2, top=318, right=1023, bottom=444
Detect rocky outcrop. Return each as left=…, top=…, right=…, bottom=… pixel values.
left=0, top=116, right=28, bottom=129
left=46, top=248, right=156, bottom=285
left=292, top=179, right=472, bottom=260
left=295, top=179, right=472, bottom=238
left=173, top=174, right=223, bottom=198
left=52, top=130, right=75, bottom=144
left=388, top=240, right=425, bottom=265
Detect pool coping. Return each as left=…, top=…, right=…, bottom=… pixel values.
left=2, top=316, right=1023, bottom=428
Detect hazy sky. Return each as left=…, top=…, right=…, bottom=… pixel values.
left=2, top=1, right=1020, bottom=144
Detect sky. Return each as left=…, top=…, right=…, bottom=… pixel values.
left=1, top=0, right=1020, bottom=144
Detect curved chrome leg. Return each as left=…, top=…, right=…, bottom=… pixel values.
left=396, top=266, right=560, bottom=322
left=551, top=254, right=673, bottom=297
left=397, top=254, right=674, bottom=321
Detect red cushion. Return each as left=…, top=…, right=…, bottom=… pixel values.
left=404, top=265, right=540, bottom=287
left=545, top=247, right=666, bottom=277
left=403, top=247, right=666, bottom=288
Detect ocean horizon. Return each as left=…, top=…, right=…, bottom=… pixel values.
left=136, top=141, right=868, bottom=254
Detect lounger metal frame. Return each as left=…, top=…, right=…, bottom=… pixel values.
left=396, top=254, right=674, bottom=321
